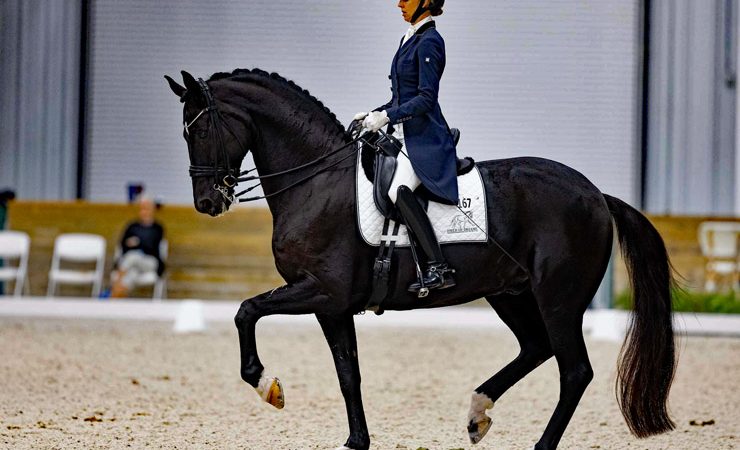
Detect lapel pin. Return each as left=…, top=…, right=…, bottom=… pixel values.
left=425, top=57, right=430, bottom=63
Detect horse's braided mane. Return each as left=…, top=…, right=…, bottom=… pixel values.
left=209, top=68, right=351, bottom=141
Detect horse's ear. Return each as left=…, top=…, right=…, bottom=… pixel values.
left=181, top=70, right=200, bottom=94
left=164, top=75, right=186, bottom=98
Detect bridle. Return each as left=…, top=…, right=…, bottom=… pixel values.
left=184, top=78, right=366, bottom=204
left=185, top=78, right=245, bottom=203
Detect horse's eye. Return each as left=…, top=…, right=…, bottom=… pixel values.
left=197, top=129, right=208, bottom=139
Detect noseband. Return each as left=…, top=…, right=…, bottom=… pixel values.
left=185, top=78, right=242, bottom=201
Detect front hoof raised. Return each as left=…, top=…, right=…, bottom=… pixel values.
left=256, top=375, right=284, bottom=409
left=467, top=392, right=494, bottom=444
left=467, top=415, right=492, bottom=444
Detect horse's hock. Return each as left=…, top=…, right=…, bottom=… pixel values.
left=6, top=201, right=283, bottom=299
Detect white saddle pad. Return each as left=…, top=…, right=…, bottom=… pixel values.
left=356, top=152, right=488, bottom=247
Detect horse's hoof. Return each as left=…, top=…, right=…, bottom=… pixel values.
left=467, top=392, right=494, bottom=444
left=335, top=447, right=355, bottom=450
left=467, top=415, right=492, bottom=444
left=256, top=375, right=284, bottom=409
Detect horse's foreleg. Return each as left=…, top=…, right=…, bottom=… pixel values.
left=467, top=293, right=553, bottom=445
left=234, top=277, right=330, bottom=409
left=316, top=314, right=369, bottom=450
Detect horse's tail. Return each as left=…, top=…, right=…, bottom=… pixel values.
left=603, top=194, right=676, bottom=438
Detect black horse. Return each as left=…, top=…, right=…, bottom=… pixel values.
left=165, top=69, right=676, bottom=450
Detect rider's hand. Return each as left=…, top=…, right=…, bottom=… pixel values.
left=363, top=110, right=389, bottom=132
left=353, top=112, right=369, bottom=121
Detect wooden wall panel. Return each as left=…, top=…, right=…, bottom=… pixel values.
left=612, top=215, right=740, bottom=294
left=5, top=201, right=282, bottom=299
left=4, top=201, right=731, bottom=300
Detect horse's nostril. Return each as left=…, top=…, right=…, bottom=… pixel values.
left=198, top=198, right=213, bottom=212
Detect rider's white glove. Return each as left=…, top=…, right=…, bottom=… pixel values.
left=363, top=110, right=389, bottom=132
left=353, top=112, right=369, bottom=121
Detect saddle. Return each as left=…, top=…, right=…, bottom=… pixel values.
left=361, top=128, right=475, bottom=220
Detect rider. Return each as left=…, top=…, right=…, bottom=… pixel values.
left=355, top=0, right=458, bottom=293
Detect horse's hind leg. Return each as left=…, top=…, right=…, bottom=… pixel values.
left=467, top=291, right=553, bottom=444
left=532, top=287, right=595, bottom=450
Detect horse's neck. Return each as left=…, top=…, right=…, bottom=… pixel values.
left=247, top=105, right=353, bottom=214
left=230, top=79, right=358, bottom=278
left=252, top=132, right=347, bottom=181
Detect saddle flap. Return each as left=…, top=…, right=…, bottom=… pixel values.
left=372, top=152, right=400, bottom=220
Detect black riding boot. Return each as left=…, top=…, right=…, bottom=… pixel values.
left=395, top=186, right=456, bottom=293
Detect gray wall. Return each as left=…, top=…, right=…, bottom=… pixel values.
left=644, top=0, right=737, bottom=215
left=86, top=0, right=641, bottom=205
left=0, top=0, right=81, bottom=200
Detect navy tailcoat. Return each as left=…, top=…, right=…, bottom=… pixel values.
left=376, top=21, right=459, bottom=204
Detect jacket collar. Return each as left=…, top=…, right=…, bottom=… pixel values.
left=398, top=20, right=436, bottom=50
left=415, top=20, right=435, bottom=35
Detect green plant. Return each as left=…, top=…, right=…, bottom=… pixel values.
left=614, top=289, right=740, bottom=314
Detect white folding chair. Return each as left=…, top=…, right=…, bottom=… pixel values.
left=47, top=233, right=106, bottom=297
left=0, top=231, right=31, bottom=296
left=698, top=221, right=740, bottom=292
left=112, top=239, right=168, bottom=300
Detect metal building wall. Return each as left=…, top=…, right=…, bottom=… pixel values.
left=644, top=0, right=737, bottom=215
left=85, top=0, right=641, bottom=205
left=0, top=0, right=81, bottom=200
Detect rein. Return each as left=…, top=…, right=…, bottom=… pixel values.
left=185, top=78, right=364, bottom=204
left=235, top=140, right=361, bottom=202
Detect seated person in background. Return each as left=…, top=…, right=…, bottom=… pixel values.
left=111, top=196, right=165, bottom=298
left=0, top=189, right=16, bottom=230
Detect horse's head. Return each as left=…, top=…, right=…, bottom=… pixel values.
left=165, top=71, right=252, bottom=216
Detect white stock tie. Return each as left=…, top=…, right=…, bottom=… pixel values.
left=402, top=27, right=415, bottom=45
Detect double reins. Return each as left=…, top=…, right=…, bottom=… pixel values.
left=185, top=78, right=365, bottom=203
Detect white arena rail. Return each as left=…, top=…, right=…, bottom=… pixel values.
left=0, top=297, right=738, bottom=341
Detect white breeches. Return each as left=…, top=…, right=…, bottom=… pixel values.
left=387, top=134, right=422, bottom=204
left=117, top=250, right=158, bottom=289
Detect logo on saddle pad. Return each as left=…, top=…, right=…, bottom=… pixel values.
left=356, top=154, right=488, bottom=247
left=448, top=210, right=477, bottom=235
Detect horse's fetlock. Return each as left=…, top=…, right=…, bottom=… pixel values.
left=240, top=364, right=263, bottom=387
left=345, top=434, right=370, bottom=450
